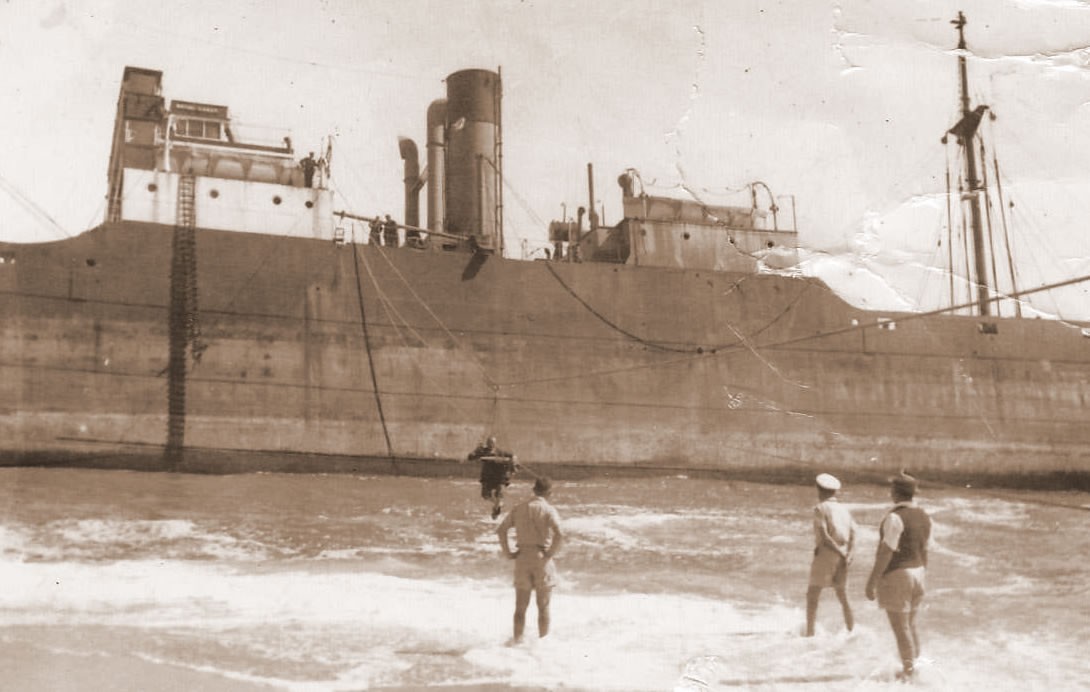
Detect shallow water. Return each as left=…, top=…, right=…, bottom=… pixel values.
left=1, top=468, right=1088, bottom=690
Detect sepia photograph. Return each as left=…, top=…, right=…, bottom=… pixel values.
left=2, top=0, right=1089, bottom=689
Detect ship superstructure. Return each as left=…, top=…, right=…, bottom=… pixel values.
left=105, top=66, right=335, bottom=240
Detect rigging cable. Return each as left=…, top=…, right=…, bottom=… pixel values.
left=366, top=241, right=509, bottom=438
left=987, top=120, right=1022, bottom=318
left=1004, top=197, right=1064, bottom=318
left=370, top=244, right=500, bottom=391
left=334, top=177, right=509, bottom=446
left=350, top=242, right=397, bottom=473
left=541, top=262, right=812, bottom=357
left=0, top=172, right=71, bottom=240
left=981, top=125, right=1073, bottom=319
left=943, top=139, right=956, bottom=308
left=977, top=136, right=1003, bottom=317
left=357, top=245, right=416, bottom=347
left=501, top=175, right=547, bottom=229
left=363, top=236, right=816, bottom=417
left=357, top=242, right=498, bottom=428
left=542, top=262, right=689, bottom=354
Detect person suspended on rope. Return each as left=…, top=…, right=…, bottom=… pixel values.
left=469, top=436, right=519, bottom=519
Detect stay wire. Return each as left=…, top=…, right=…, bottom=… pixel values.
left=370, top=244, right=501, bottom=391
left=356, top=245, right=416, bottom=347
left=359, top=244, right=499, bottom=426
left=350, top=242, right=397, bottom=472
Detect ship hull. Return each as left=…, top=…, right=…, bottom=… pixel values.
left=2, top=222, right=1088, bottom=487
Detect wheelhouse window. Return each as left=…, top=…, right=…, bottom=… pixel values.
left=175, top=118, right=223, bottom=141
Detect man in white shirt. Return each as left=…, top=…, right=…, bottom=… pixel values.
left=805, top=472, right=856, bottom=636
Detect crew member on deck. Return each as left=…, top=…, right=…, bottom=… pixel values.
left=382, top=214, right=399, bottom=248
left=300, top=152, right=317, bottom=188
left=369, top=216, right=383, bottom=245
left=469, top=436, right=519, bottom=519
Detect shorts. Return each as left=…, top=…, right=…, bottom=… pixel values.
left=808, top=546, right=848, bottom=588
left=513, top=547, right=558, bottom=591
left=877, top=567, right=926, bottom=613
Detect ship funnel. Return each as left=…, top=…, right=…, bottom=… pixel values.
left=426, top=99, right=447, bottom=233
left=445, top=69, right=501, bottom=251
left=398, top=137, right=421, bottom=229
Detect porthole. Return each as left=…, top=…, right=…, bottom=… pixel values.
left=86, top=259, right=96, bottom=267
left=272, top=195, right=282, bottom=205
left=147, top=183, right=158, bottom=192
left=683, top=232, right=691, bottom=240
left=209, top=189, right=220, bottom=199
left=305, top=200, right=314, bottom=209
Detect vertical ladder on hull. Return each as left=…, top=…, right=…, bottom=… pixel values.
left=106, top=175, right=123, bottom=223
left=166, top=174, right=200, bottom=466
left=177, top=174, right=195, bottom=228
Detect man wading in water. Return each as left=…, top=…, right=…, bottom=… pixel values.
left=496, top=477, right=563, bottom=644
left=866, top=471, right=932, bottom=682
left=805, top=472, right=856, bottom=636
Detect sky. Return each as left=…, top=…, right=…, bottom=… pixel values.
left=2, top=0, right=1090, bottom=319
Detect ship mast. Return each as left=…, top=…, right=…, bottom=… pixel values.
left=948, top=11, right=991, bottom=316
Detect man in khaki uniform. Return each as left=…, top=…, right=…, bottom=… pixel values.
left=496, top=477, right=564, bottom=644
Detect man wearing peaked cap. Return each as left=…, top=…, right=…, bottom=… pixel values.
left=866, top=470, right=932, bottom=681
left=890, top=470, right=918, bottom=496
left=806, top=473, right=855, bottom=637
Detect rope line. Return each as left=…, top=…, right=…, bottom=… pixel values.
left=350, top=242, right=397, bottom=472
left=0, top=171, right=71, bottom=239
left=541, top=263, right=812, bottom=357
left=370, top=243, right=502, bottom=390
left=356, top=245, right=423, bottom=347
left=542, top=263, right=688, bottom=353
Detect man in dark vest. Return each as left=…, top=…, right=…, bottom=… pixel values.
left=468, top=436, right=518, bottom=519
left=865, top=471, right=932, bottom=681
